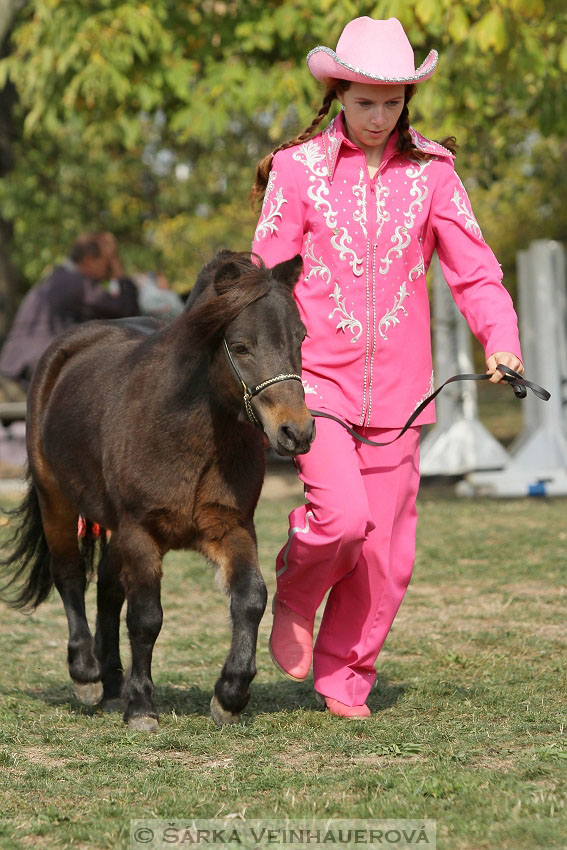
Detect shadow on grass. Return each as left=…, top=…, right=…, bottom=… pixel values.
left=18, top=673, right=406, bottom=721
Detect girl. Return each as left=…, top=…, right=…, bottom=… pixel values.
left=250, top=17, right=523, bottom=717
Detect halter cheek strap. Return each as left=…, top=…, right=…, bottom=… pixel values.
left=223, top=338, right=303, bottom=427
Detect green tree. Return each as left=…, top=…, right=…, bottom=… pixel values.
left=0, top=0, right=27, bottom=333
left=0, top=0, right=566, bottom=299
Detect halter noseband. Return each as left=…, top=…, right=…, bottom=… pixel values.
left=223, top=338, right=303, bottom=427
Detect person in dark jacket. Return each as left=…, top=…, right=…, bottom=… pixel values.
left=0, top=232, right=139, bottom=389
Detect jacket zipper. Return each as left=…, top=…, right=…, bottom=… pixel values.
left=363, top=151, right=398, bottom=426
left=362, top=178, right=380, bottom=427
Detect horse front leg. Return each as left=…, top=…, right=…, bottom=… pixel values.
left=201, top=525, right=268, bottom=726
left=115, top=527, right=163, bottom=732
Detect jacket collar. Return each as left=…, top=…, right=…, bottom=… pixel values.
left=408, top=128, right=455, bottom=160
left=321, top=114, right=453, bottom=182
left=321, top=114, right=347, bottom=182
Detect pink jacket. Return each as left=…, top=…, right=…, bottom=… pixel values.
left=252, top=114, right=521, bottom=427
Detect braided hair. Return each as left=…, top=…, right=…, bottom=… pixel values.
left=250, top=82, right=457, bottom=208
left=250, top=85, right=337, bottom=208
left=398, top=85, right=457, bottom=160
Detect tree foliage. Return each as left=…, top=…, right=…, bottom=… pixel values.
left=0, top=0, right=566, bottom=295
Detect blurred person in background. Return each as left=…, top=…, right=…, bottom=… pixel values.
left=132, top=270, right=184, bottom=320
left=0, top=232, right=139, bottom=391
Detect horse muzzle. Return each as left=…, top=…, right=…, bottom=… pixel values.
left=273, top=414, right=316, bottom=457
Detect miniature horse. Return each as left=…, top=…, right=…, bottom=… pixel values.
left=0, top=251, right=315, bottom=730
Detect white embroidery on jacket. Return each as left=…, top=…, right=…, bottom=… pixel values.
left=292, top=139, right=327, bottom=176
left=378, top=256, right=424, bottom=340
left=414, top=371, right=435, bottom=411
left=323, top=120, right=340, bottom=174
left=296, top=136, right=363, bottom=275
left=409, top=255, right=425, bottom=282
left=329, top=283, right=363, bottom=342
left=378, top=226, right=411, bottom=274
left=404, top=160, right=430, bottom=228
left=264, top=168, right=276, bottom=201
left=451, top=187, right=483, bottom=240
left=304, top=234, right=362, bottom=343
left=352, top=168, right=368, bottom=238
left=304, top=232, right=332, bottom=284
left=307, top=178, right=338, bottom=229
left=254, top=171, right=288, bottom=240
left=377, top=162, right=428, bottom=274
left=330, top=228, right=364, bottom=277
left=375, top=177, right=391, bottom=240
left=410, top=132, right=430, bottom=152
left=378, top=282, right=409, bottom=340
left=409, top=128, right=453, bottom=157
left=302, top=380, right=318, bottom=395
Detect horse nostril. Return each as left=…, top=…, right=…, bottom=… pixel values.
left=278, top=423, right=299, bottom=450
left=277, top=419, right=315, bottom=454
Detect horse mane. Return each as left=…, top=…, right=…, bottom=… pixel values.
left=181, top=252, right=271, bottom=348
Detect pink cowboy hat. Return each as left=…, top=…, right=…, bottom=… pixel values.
left=307, top=17, right=438, bottom=85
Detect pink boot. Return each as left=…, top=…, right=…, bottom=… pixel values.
left=269, top=596, right=314, bottom=681
left=315, top=692, right=370, bottom=719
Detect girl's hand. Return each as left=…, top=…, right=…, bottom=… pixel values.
left=486, top=352, right=524, bottom=384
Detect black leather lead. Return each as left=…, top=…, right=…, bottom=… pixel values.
left=308, top=365, right=551, bottom=448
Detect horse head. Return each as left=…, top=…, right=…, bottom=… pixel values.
left=214, top=253, right=315, bottom=457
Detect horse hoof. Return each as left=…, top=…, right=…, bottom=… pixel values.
left=100, top=698, right=124, bottom=713
left=73, top=680, right=104, bottom=706
left=128, top=715, right=159, bottom=733
left=210, top=694, right=240, bottom=727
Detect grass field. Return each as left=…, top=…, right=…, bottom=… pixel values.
left=0, top=480, right=565, bottom=850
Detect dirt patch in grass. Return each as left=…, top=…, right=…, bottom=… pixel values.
left=20, top=747, right=71, bottom=769
left=471, top=754, right=517, bottom=771
left=352, top=752, right=426, bottom=768
left=395, top=579, right=566, bottom=642
left=135, top=750, right=235, bottom=770
left=273, top=749, right=336, bottom=772
left=535, top=623, right=567, bottom=639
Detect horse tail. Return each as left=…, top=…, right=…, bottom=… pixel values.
left=0, top=477, right=53, bottom=610
left=0, top=483, right=107, bottom=612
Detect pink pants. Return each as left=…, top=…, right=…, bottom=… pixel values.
left=275, top=417, right=421, bottom=707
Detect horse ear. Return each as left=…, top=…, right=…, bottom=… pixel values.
left=213, top=260, right=241, bottom=294
left=271, top=254, right=303, bottom=288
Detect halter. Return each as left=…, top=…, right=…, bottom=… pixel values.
left=223, top=338, right=303, bottom=427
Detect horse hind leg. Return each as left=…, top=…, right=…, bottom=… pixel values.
left=201, top=525, right=267, bottom=726
left=116, top=526, right=164, bottom=732
left=40, top=492, right=103, bottom=705
left=94, top=541, right=126, bottom=711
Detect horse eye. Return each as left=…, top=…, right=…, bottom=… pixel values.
left=231, top=343, right=250, bottom=355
